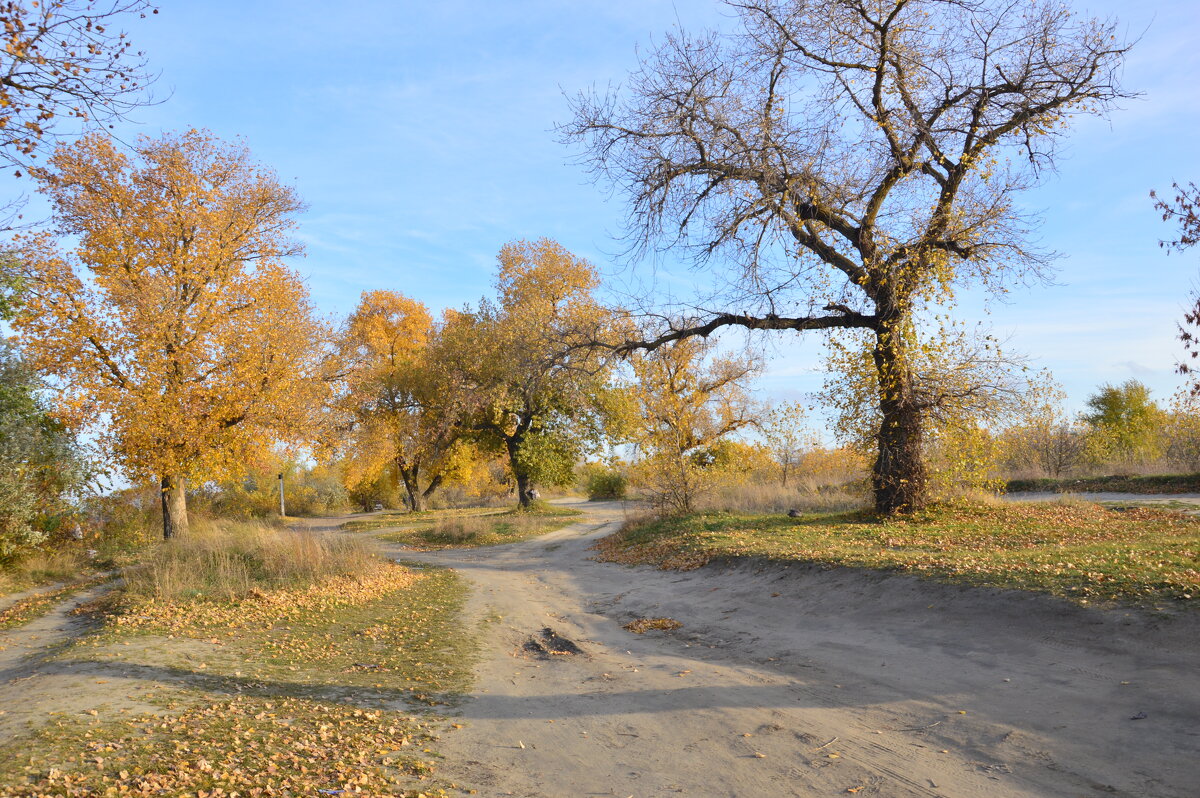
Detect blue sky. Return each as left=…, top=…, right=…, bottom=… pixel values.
left=66, top=0, right=1200, bottom=416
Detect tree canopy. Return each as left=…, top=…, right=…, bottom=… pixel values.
left=442, top=238, right=611, bottom=507
left=335, top=290, right=476, bottom=512
left=565, top=0, right=1131, bottom=513
left=10, top=129, right=331, bottom=537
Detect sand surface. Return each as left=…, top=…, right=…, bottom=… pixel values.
left=1007, top=491, right=1200, bottom=508
left=398, top=499, right=1200, bottom=798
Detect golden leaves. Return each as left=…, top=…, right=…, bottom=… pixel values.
left=11, top=130, right=331, bottom=486
left=6, top=695, right=440, bottom=797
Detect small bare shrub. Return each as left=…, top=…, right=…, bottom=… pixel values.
left=624, top=617, right=682, bottom=633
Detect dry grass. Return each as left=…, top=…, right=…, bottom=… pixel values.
left=700, top=481, right=867, bottom=515
left=375, top=504, right=582, bottom=549
left=122, top=518, right=379, bottom=603
left=0, top=548, right=101, bottom=595
left=623, top=617, right=683, bottom=633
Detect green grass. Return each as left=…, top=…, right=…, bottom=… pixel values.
left=372, top=503, right=583, bottom=549
left=593, top=501, right=1200, bottom=605
left=79, top=562, right=474, bottom=700
left=1007, top=473, right=1200, bottom=494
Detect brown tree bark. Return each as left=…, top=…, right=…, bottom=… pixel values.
left=398, top=463, right=427, bottom=513
left=871, top=315, right=928, bottom=515
left=160, top=473, right=189, bottom=540
left=504, top=434, right=535, bottom=509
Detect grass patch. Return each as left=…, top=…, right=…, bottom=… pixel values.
left=82, top=560, right=473, bottom=699
left=1007, top=473, right=1200, bottom=495
left=341, top=506, right=509, bottom=533
left=0, top=522, right=478, bottom=796
left=594, top=502, right=1200, bottom=605
left=374, top=503, right=583, bottom=550
left=0, top=694, right=448, bottom=796
left=623, top=617, right=683, bottom=634
left=0, top=547, right=105, bottom=594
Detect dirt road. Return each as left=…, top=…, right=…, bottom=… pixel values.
left=397, top=500, right=1200, bottom=798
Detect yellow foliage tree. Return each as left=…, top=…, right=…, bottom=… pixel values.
left=334, top=290, right=477, bottom=512
left=10, top=130, right=331, bottom=538
left=997, top=371, right=1086, bottom=478
left=821, top=323, right=1025, bottom=494
left=626, top=338, right=760, bottom=513
left=442, top=238, right=612, bottom=507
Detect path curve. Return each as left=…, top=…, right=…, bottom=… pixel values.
left=392, top=499, right=1199, bottom=798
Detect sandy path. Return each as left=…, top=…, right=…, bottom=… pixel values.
left=0, top=582, right=169, bottom=743
left=1007, top=491, right=1200, bottom=508
left=394, top=500, right=1200, bottom=798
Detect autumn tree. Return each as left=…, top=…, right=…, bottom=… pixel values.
left=334, top=291, right=476, bottom=512
left=1154, top=182, right=1200, bottom=253
left=1161, top=390, right=1200, bottom=472
left=10, top=130, right=331, bottom=539
left=1081, top=380, right=1164, bottom=466
left=999, top=371, right=1084, bottom=478
left=443, top=238, right=610, bottom=508
left=565, top=0, right=1130, bottom=514
left=760, top=400, right=819, bottom=487
left=0, top=1, right=156, bottom=225
left=625, top=338, right=760, bottom=513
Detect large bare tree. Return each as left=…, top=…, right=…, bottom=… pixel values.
left=564, top=0, right=1131, bottom=514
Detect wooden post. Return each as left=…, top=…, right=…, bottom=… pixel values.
left=278, top=472, right=285, bottom=517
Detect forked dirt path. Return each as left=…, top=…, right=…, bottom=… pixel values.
left=396, top=499, right=1200, bottom=798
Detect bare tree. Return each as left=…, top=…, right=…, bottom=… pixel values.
left=0, top=0, right=156, bottom=222
left=1153, top=181, right=1200, bottom=390
left=1153, top=182, right=1200, bottom=252
left=564, top=0, right=1131, bottom=514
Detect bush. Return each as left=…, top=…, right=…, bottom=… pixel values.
left=586, top=469, right=628, bottom=500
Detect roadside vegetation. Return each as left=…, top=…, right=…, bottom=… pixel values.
left=356, top=504, right=583, bottom=549
left=594, top=501, right=1200, bottom=606
left=1007, top=474, right=1200, bottom=495
left=0, top=520, right=476, bottom=797
left=0, top=0, right=1196, bottom=794
left=0, top=574, right=111, bottom=631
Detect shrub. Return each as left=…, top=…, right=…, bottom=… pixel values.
left=586, top=469, right=628, bottom=500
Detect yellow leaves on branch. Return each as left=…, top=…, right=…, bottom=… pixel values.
left=438, top=238, right=612, bottom=480
left=334, top=290, right=486, bottom=500
left=10, top=129, right=333, bottom=485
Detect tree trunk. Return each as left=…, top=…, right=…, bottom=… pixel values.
left=160, top=474, right=189, bottom=540
left=871, top=315, right=928, bottom=515
left=399, top=464, right=425, bottom=513
left=504, top=435, right=534, bottom=509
